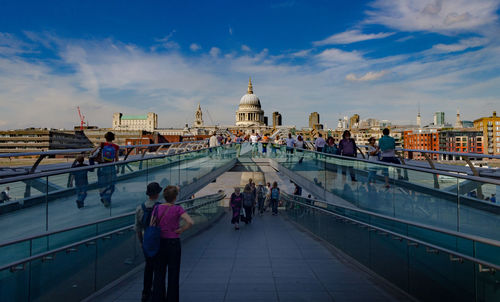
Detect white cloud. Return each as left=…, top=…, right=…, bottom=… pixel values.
left=313, top=30, right=394, bottom=45
left=190, top=43, right=201, bottom=51
left=0, top=32, right=499, bottom=129
left=366, top=0, right=500, bottom=34
left=209, top=47, right=221, bottom=57
left=431, top=37, right=487, bottom=53
left=289, top=49, right=312, bottom=58
left=346, top=70, right=390, bottom=82
left=316, top=48, right=363, bottom=65
left=241, top=44, right=251, bottom=52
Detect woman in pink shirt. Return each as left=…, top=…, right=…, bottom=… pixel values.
left=151, top=186, right=194, bottom=302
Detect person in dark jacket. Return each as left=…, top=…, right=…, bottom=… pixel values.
left=242, top=184, right=254, bottom=224
left=230, top=187, right=243, bottom=230
left=338, top=130, right=357, bottom=182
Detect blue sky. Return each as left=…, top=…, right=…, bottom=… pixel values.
left=0, top=0, right=499, bottom=129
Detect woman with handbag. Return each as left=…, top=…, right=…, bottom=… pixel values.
left=150, top=186, right=194, bottom=302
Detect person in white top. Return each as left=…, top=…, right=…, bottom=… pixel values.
left=296, top=135, right=305, bottom=163
left=285, top=133, right=295, bottom=158
left=209, top=132, right=219, bottom=148
left=314, top=133, right=326, bottom=152
left=249, top=130, right=259, bottom=156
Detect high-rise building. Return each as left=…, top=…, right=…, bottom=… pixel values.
left=272, top=112, right=282, bottom=128
left=349, top=114, right=360, bottom=130
left=474, top=111, right=500, bottom=155
left=434, top=112, right=445, bottom=126
left=309, top=112, right=320, bottom=129
left=417, top=112, right=421, bottom=128
left=438, top=129, right=483, bottom=160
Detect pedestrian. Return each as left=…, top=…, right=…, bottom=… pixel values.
left=250, top=130, right=259, bottom=156
left=93, top=131, right=119, bottom=207
left=264, top=182, right=272, bottom=210
left=209, top=131, right=219, bottom=148
left=296, top=135, right=305, bottom=163
left=152, top=185, right=194, bottom=302
left=323, top=136, right=338, bottom=155
left=271, top=135, right=279, bottom=156
left=366, top=137, right=380, bottom=184
left=230, top=187, right=243, bottom=230
left=250, top=181, right=257, bottom=215
left=338, top=130, right=357, bottom=182
left=314, top=133, right=326, bottom=152
left=261, top=134, right=269, bottom=156
left=270, top=182, right=280, bottom=215
left=135, top=182, right=163, bottom=302
left=0, top=186, right=11, bottom=202
left=285, top=133, right=295, bottom=156
left=72, top=155, right=90, bottom=208
left=293, top=182, right=302, bottom=196
left=491, top=194, right=496, bottom=203
left=256, top=182, right=267, bottom=215
left=378, top=128, right=402, bottom=188
left=242, top=184, right=254, bottom=223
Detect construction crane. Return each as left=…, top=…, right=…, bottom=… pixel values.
left=77, top=106, right=86, bottom=130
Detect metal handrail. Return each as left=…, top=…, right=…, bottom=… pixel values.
left=0, top=140, right=207, bottom=159
left=283, top=194, right=500, bottom=271
left=282, top=192, right=500, bottom=248
left=282, top=145, right=500, bottom=186
left=0, top=192, right=224, bottom=248
left=0, top=143, right=235, bottom=185
left=0, top=193, right=225, bottom=272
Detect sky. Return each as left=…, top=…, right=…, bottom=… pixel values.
left=0, top=0, right=499, bottom=129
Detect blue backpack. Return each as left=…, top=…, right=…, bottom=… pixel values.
left=271, top=188, right=280, bottom=199
left=101, top=144, right=117, bottom=162
left=142, top=205, right=168, bottom=258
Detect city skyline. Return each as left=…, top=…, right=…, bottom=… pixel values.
left=1, top=0, right=499, bottom=130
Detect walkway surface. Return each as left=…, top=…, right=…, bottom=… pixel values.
left=88, top=211, right=411, bottom=302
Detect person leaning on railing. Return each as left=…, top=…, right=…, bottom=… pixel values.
left=378, top=128, right=402, bottom=188
left=338, top=130, right=357, bottom=182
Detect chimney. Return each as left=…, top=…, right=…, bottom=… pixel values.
left=493, top=111, right=497, bottom=117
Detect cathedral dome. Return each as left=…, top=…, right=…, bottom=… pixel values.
left=239, top=93, right=261, bottom=106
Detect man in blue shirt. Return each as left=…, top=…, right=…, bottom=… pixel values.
left=378, top=128, right=402, bottom=187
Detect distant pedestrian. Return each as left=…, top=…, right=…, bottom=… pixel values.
left=265, top=182, right=272, bottom=210
left=93, top=131, right=119, bottom=207
left=72, top=155, right=89, bottom=208
left=270, top=182, right=280, bottom=215
left=135, top=182, right=163, bottom=302
left=285, top=133, right=295, bottom=156
left=209, top=132, right=219, bottom=148
left=323, top=136, right=338, bottom=155
left=338, top=130, right=357, bottom=182
left=261, top=134, right=269, bottom=156
left=250, top=130, right=259, bottom=156
left=366, top=137, right=380, bottom=184
left=378, top=128, right=402, bottom=187
left=0, top=186, right=11, bottom=202
left=314, top=133, right=326, bottom=152
left=271, top=135, right=279, bottom=156
left=257, top=182, right=267, bottom=215
left=296, top=135, right=305, bottom=163
left=250, top=181, right=257, bottom=215
left=242, top=184, right=255, bottom=223
left=152, top=185, right=194, bottom=302
left=293, top=182, right=302, bottom=196
left=491, top=194, right=496, bottom=203
left=230, top=187, right=243, bottom=230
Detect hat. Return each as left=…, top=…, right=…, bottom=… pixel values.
left=146, top=182, right=163, bottom=196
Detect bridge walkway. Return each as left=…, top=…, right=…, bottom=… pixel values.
left=87, top=212, right=411, bottom=302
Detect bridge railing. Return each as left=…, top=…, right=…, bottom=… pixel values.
left=266, top=145, right=500, bottom=243
left=282, top=192, right=500, bottom=302
left=0, top=143, right=241, bottom=243
left=0, top=192, right=226, bottom=302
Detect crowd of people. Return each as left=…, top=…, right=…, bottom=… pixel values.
left=229, top=178, right=280, bottom=230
